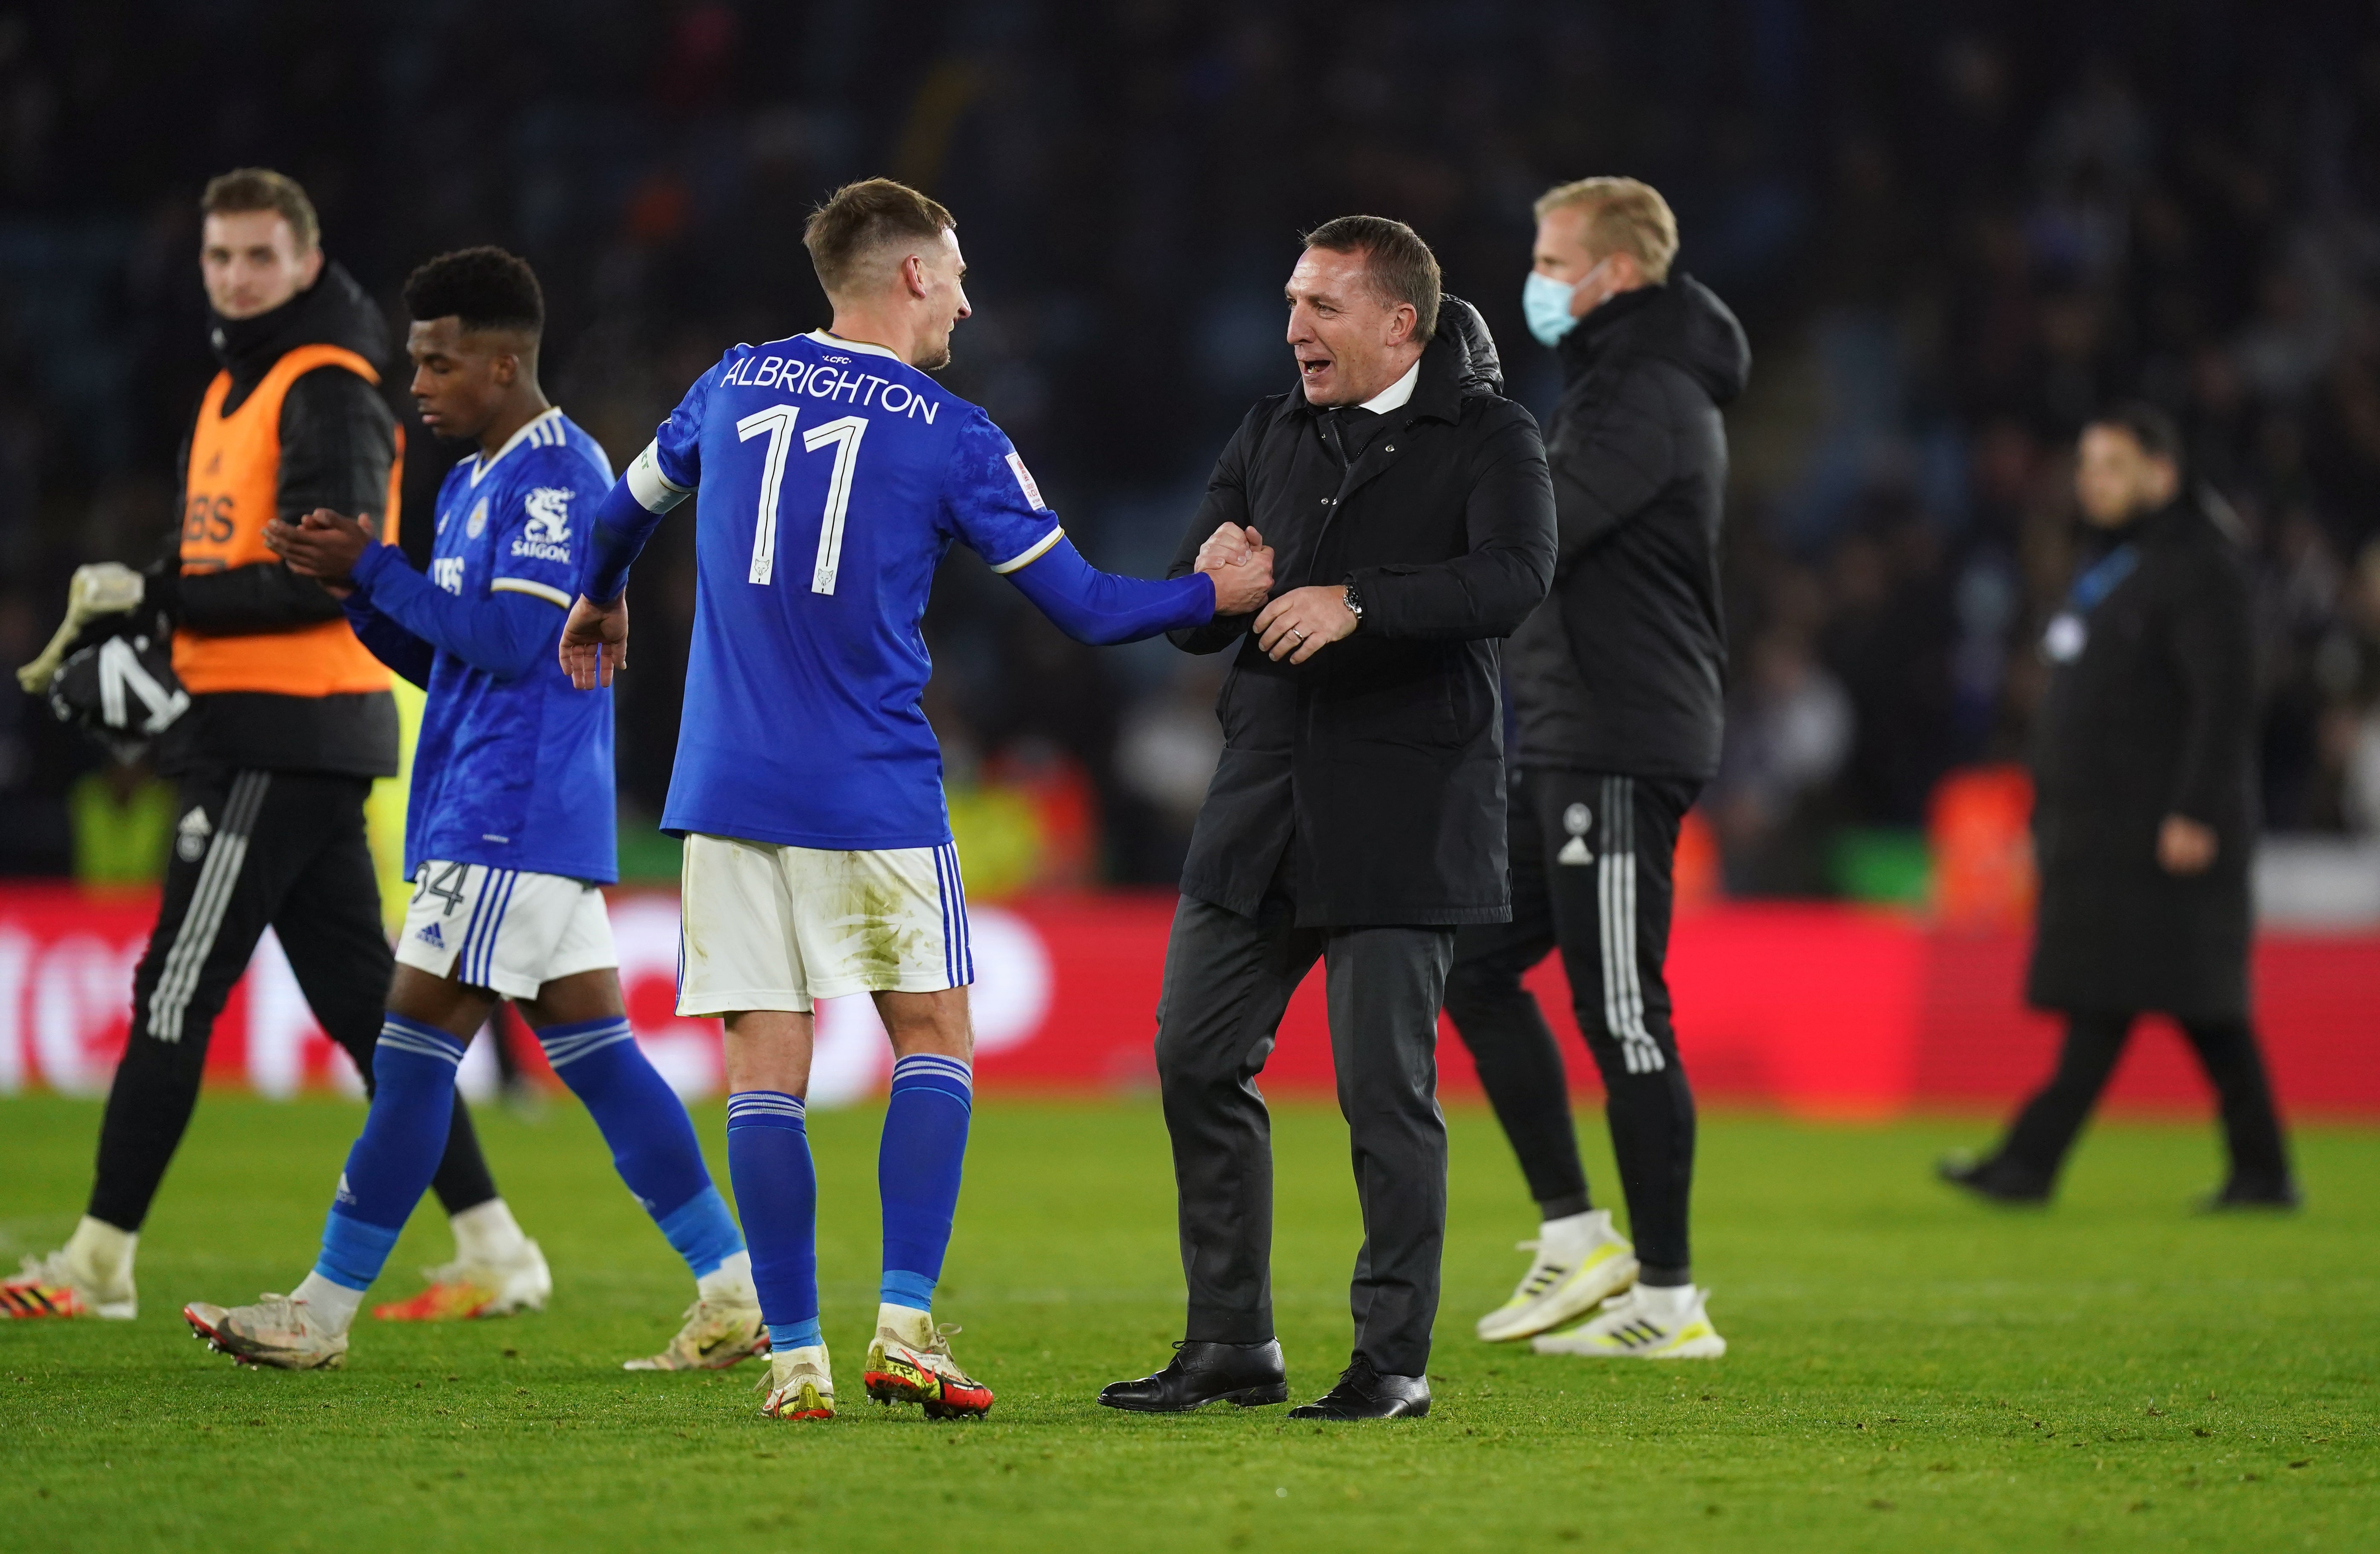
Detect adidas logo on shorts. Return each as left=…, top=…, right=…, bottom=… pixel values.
left=175, top=806, right=212, bottom=863
left=417, top=921, right=445, bottom=949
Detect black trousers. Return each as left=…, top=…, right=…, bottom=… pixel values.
left=1443, top=769, right=1699, bottom=1280
left=1992, top=1011, right=2293, bottom=1189
left=87, top=767, right=497, bottom=1232
left=1155, top=886, right=1456, bottom=1378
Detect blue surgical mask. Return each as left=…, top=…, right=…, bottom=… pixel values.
left=1523, top=269, right=1583, bottom=346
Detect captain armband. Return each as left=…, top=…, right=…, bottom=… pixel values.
left=626, top=441, right=694, bottom=514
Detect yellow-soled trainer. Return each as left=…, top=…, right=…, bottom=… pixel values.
left=1530, top=1283, right=1726, bottom=1360
left=1475, top=1209, right=1639, bottom=1343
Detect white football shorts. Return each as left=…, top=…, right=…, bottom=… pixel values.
left=395, top=861, right=618, bottom=1000
left=675, top=832, right=974, bottom=1016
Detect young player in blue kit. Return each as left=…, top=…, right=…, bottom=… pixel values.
left=184, top=249, right=763, bottom=1372
left=561, top=180, right=1276, bottom=1420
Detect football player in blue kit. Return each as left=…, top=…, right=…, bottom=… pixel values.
left=560, top=179, right=1276, bottom=1421
left=184, top=248, right=762, bottom=1373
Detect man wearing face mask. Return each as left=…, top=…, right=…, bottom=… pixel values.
left=1441, top=177, right=1749, bottom=1360
left=1099, top=217, right=1555, bottom=1421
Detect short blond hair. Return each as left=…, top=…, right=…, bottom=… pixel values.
left=1533, top=177, right=1679, bottom=283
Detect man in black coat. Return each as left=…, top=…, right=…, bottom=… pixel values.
left=1098, top=217, right=1556, bottom=1420
left=1942, top=405, right=2296, bottom=1208
left=1439, top=177, right=1747, bottom=1359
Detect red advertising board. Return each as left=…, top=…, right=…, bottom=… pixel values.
left=0, top=884, right=2371, bottom=1117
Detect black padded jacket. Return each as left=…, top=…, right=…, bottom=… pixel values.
left=1506, top=274, right=1749, bottom=783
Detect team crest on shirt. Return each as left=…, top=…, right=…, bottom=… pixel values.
left=523, top=488, right=572, bottom=542
left=466, top=498, right=488, bottom=538
left=515, top=488, right=574, bottom=562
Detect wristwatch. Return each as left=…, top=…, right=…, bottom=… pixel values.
left=1343, top=579, right=1364, bottom=630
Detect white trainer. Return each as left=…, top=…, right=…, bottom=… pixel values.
left=372, top=1239, right=552, bottom=1322
left=624, top=1293, right=768, bottom=1371
left=183, top=1294, right=350, bottom=1370
left=756, top=1344, right=835, bottom=1420
left=2, top=1248, right=136, bottom=1321
left=1475, top=1209, right=1639, bottom=1342
left=1530, top=1284, right=1727, bottom=1360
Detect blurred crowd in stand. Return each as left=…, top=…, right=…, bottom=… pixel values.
left=3, top=2, right=2377, bottom=902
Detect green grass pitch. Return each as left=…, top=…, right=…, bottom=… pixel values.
left=2, top=1091, right=2373, bottom=1552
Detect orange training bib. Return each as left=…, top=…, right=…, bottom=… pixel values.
left=173, top=344, right=402, bottom=698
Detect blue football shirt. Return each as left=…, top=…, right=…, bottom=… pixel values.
left=644, top=331, right=1061, bottom=850
left=407, top=408, right=619, bottom=882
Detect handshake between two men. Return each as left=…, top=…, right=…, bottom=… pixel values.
left=261, top=509, right=1329, bottom=683
left=1192, top=522, right=1357, bottom=665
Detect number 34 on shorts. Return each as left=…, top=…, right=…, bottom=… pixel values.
left=396, top=861, right=618, bottom=1000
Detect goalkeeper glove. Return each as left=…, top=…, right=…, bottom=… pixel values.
left=15, top=562, right=147, bottom=693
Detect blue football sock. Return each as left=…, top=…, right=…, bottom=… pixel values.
left=726, top=1091, right=818, bottom=1340
left=878, top=1053, right=973, bottom=1310
left=312, top=1014, right=467, bottom=1292
left=538, top=1015, right=744, bottom=1278
left=767, top=1316, right=824, bottom=1352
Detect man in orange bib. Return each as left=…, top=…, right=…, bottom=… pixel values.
left=3, top=171, right=538, bottom=1326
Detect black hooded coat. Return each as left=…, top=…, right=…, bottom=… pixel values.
left=1163, top=298, right=1557, bottom=927
left=1507, top=274, right=1751, bottom=781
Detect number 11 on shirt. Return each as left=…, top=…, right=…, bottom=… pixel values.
left=734, top=404, right=870, bottom=595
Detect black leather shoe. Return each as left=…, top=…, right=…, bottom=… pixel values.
left=1287, top=1359, right=1429, bottom=1420
left=1098, top=1340, right=1288, bottom=1412
left=2197, top=1177, right=2302, bottom=1212
left=1936, top=1152, right=2051, bottom=1204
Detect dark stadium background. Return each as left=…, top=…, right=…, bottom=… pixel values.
left=5, top=0, right=2379, bottom=904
